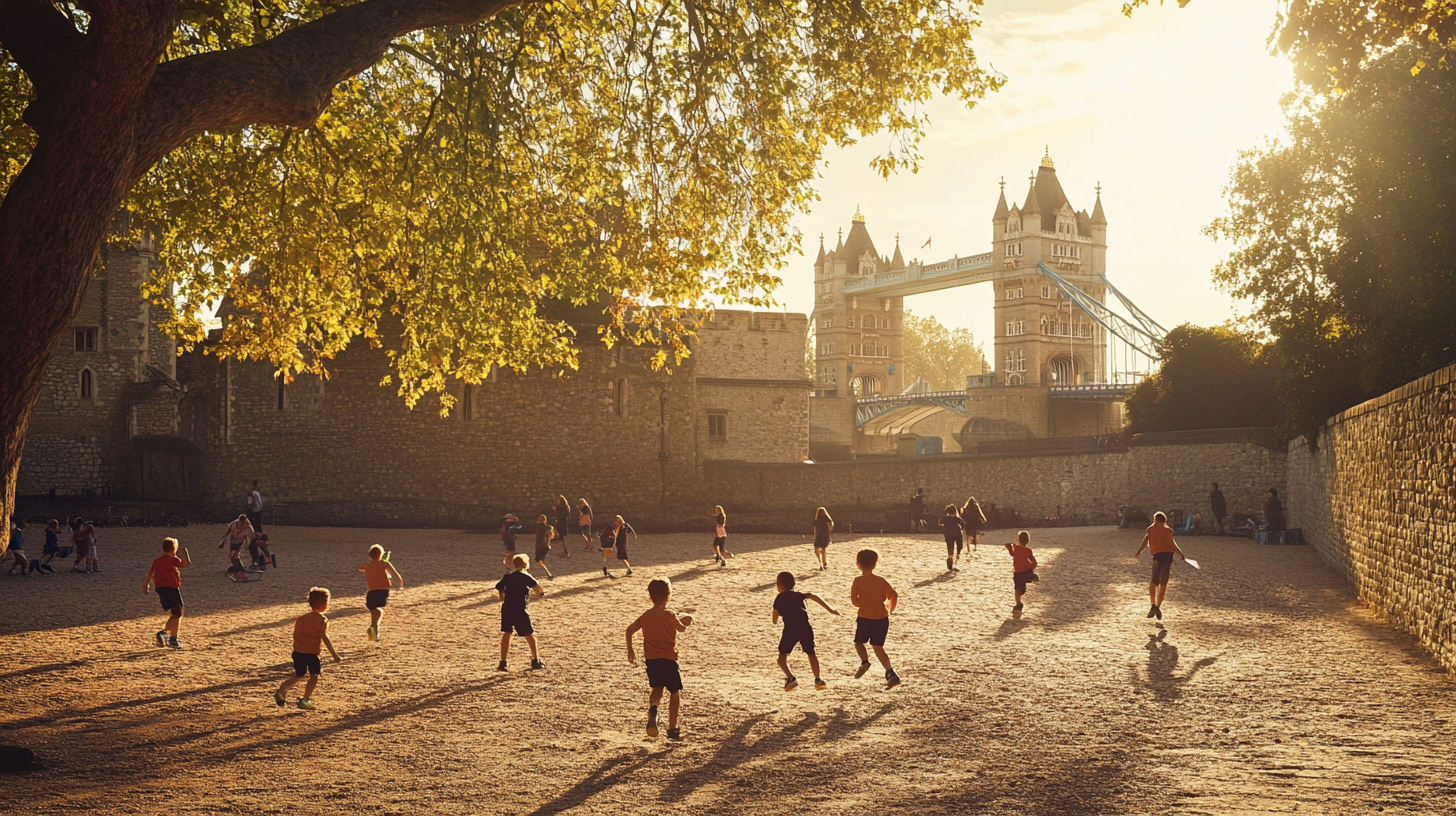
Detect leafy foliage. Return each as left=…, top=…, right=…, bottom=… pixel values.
left=1, top=0, right=1003, bottom=412
left=1206, top=44, right=1456, bottom=439
left=901, top=311, right=987, bottom=392
left=1124, top=324, right=1280, bottom=435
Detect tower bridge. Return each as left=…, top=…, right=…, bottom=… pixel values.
left=808, top=151, right=1164, bottom=459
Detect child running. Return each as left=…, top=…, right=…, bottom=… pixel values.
left=937, top=505, right=964, bottom=573
left=73, top=517, right=98, bottom=573
left=496, top=553, right=546, bottom=671
left=772, top=570, right=840, bottom=691
left=274, top=587, right=340, bottom=710
left=357, top=545, right=403, bottom=642
left=500, top=514, right=522, bottom=567
left=850, top=548, right=900, bottom=687
left=578, top=499, right=594, bottom=550
left=710, top=506, right=734, bottom=567
left=533, top=514, right=555, bottom=580
left=1004, top=531, right=1039, bottom=615
left=7, top=520, right=28, bottom=576
left=1134, top=511, right=1189, bottom=620
left=37, top=519, right=62, bottom=574
left=961, top=496, right=987, bottom=554
left=625, top=577, right=693, bottom=740
left=140, top=537, right=191, bottom=649
left=552, top=495, right=572, bottom=557
left=598, top=523, right=616, bottom=575
left=810, top=507, right=833, bottom=571
left=611, top=515, right=636, bottom=577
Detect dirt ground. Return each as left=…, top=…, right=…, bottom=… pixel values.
left=2, top=524, right=1454, bottom=815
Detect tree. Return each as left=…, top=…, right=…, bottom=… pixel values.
left=0, top=0, right=1003, bottom=553
left=1206, top=44, right=1456, bottom=439
left=1124, top=0, right=1456, bottom=92
left=1124, top=324, right=1280, bottom=435
left=901, top=311, right=987, bottom=392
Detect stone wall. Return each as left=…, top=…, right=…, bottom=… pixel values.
left=707, top=429, right=1286, bottom=528
left=1287, top=363, right=1456, bottom=673
left=693, top=310, right=811, bottom=463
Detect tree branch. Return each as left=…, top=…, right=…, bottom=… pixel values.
left=0, top=0, right=87, bottom=97
left=133, top=0, right=532, bottom=174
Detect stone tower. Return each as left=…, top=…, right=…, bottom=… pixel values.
left=811, top=209, right=907, bottom=400
left=990, top=151, right=1110, bottom=389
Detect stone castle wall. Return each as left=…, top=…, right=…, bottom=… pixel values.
left=707, top=430, right=1285, bottom=527
left=693, top=311, right=811, bottom=463
left=1287, top=363, right=1456, bottom=673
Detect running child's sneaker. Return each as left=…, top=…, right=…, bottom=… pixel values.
left=270, top=553, right=278, bottom=568
left=666, top=727, right=682, bottom=741
left=497, top=660, right=508, bottom=672
left=1154, top=606, right=1163, bottom=620
left=626, top=568, right=634, bottom=576
left=297, top=698, right=317, bottom=710
left=784, top=676, right=798, bottom=691
left=885, top=669, right=902, bottom=689
left=814, top=677, right=828, bottom=690
left=1147, top=604, right=1158, bottom=619
left=155, top=630, right=167, bottom=648
left=167, top=637, right=182, bottom=650
left=603, top=568, right=610, bottom=577
left=274, top=690, right=286, bottom=707
left=854, top=661, right=872, bottom=679
left=646, top=706, right=660, bottom=737
left=367, top=625, right=378, bottom=642
left=530, top=658, right=546, bottom=670
left=946, top=557, right=954, bottom=572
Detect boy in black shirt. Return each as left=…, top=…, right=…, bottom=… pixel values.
left=495, top=554, right=545, bottom=671
left=772, top=570, right=840, bottom=691
left=937, top=505, right=965, bottom=572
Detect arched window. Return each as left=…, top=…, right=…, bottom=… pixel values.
left=79, top=368, right=94, bottom=399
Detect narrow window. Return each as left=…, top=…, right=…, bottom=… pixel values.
left=613, top=378, right=627, bottom=416
left=79, top=368, right=94, bottom=399
left=277, top=377, right=285, bottom=411
left=74, top=328, right=97, bottom=352
left=462, top=384, right=474, bottom=420
left=847, top=316, right=855, bottom=328
left=707, top=412, right=727, bottom=440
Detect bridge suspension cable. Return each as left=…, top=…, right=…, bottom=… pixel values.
left=1035, top=262, right=1165, bottom=372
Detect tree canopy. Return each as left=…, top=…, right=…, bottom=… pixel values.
left=1124, top=324, right=1280, bottom=435
left=0, top=0, right=1002, bottom=411
left=901, top=311, right=987, bottom=392
left=1206, top=43, right=1456, bottom=439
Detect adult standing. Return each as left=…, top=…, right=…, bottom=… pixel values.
left=909, top=488, right=926, bottom=533
left=1263, top=488, right=1285, bottom=531
left=1209, top=482, right=1227, bottom=535
left=247, top=481, right=264, bottom=533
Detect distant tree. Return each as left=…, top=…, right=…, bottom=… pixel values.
left=1125, top=324, right=1281, bottom=434
left=1206, top=44, right=1456, bottom=438
left=901, top=312, right=987, bottom=392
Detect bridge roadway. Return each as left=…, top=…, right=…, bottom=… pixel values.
left=842, top=251, right=994, bottom=298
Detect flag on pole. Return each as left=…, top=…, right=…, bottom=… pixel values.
left=921, top=236, right=932, bottom=250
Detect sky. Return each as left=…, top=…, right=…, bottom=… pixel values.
left=763, top=0, right=1295, bottom=348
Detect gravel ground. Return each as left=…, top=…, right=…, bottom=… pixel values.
left=1, top=524, right=1453, bottom=815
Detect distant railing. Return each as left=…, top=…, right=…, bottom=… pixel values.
left=843, top=252, right=993, bottom=293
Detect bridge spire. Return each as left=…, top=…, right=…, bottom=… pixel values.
left=1091, top=183, right=1107, bottom=226
left=1041, top=146, right=1055, bottom=169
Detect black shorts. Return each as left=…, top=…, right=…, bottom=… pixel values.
left=944, top=535, right=963, bottom=555
left=1014, top=570, right=1038, bottom=593
left=712, top=536, right=726, bottom=549
left=501, top=609, right=534, bottom=636
left=1151, top=552, right=1174, bottom=585
left=156, top=586, right=184, bottom=614
left=616, top=544, right=630, bottom=561
left=645, top=658, right=683, bottom=692
left=503, top=541, right=517, bottom=552
left=366, top=589, right=390, bottom=610
left=292, top=651, right=322, bottom=677
left=535, top=547, right=550, bottom=562
left=854, top=616, right=889, bottom=646
left=779, top=626, right=816, bottom=655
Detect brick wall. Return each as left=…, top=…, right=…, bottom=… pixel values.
left=707, top=430, right=1286, bottom=527
left=1287, top=363, right=1456, bottom=673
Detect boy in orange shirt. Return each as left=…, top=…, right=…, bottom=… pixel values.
left=1005, top=531, right=1038, bottom=614
left=1135, top=511, right=1188, bottom=620
left=357, top=545, right=404, bottom=642
left=626, top=578, right=694, bottom=740
left=274, top=587, right=340, bottom=710
left=140, top=537, right=191, bottom=649
left=850, top=548, right=900, bottom=688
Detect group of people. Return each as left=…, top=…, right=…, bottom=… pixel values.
left=498, top=496, right=642, bottom=581
left=6, top=517, right=99, bottom=576
left=127, top=487, right=1193, bottom=737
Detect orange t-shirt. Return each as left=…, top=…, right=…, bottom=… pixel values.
left=631, top=607, right=687, bottom=661
left=1009, top=543, right=1037, bottom=573
left=1145, top=522, right=1177, bottom=555
left=360, top=560, right=392, bottom=590
left=292, top=611, right=329, bottom=655
left=851, top=574, right=897, bottom=620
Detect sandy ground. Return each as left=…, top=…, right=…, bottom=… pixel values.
left=1, top=524, right=1454, bottom=815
